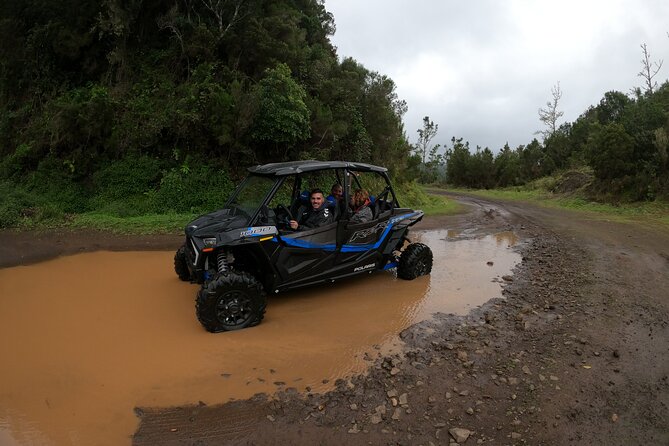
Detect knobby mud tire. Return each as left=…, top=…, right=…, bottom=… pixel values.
left=195, top=271, right=267, bottom=333
left=174, top=245, right=191, bottom=281
left=397, top=242, right=433, bottom=280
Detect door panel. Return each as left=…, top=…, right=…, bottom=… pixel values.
left=340, top=213, right=391, bottom=253
left=275, top=222, right=338, bottom=283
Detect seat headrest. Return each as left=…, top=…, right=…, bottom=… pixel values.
left=299, top=190, right=310, bottom=203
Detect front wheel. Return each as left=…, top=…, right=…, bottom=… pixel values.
left=195, top=271, right=267, bottom=332
left=397, top=243, right=433, bottom=280
left=174, top=245, right=191, bottom=281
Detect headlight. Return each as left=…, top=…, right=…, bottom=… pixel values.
left=203, top=237, right=217, bottom=248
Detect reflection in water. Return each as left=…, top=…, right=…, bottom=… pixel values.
left=0, top=230, right=520, bottom=445
left=413, top=230, right=521, bottom=318
left=446, top=229, right=461, bottom=238
left=494, top=231, right=519, bottom=247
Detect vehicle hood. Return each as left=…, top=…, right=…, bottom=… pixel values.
left=185, top=208, right=249, bottom=238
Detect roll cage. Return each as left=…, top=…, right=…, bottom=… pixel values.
left=229, top=160, right=401, bottom=228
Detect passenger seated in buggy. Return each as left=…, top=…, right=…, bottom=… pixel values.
left=289, top=189, right=334, bottom=230
left=349, top=188, right=373, bottom=224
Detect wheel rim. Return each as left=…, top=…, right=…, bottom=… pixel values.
left=215, top=290, right=253, bottom=327
left=415, top=259, right=427, bottom=275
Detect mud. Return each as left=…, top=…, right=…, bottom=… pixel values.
left=135, top=195, right=669, bottom=446
left=2, top=193, right=667, bottom=446
left=0, top=230, right=520, bottom=445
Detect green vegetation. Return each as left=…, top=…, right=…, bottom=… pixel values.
left=3, top=1, right=667, bottom=233
left=439, top=169, right=669, bottom=228
left=68, top=213, right=196, bottom=234
left=397, top=182, right=463, bottom=216
left=0, top=152, right=235, bottom=229
left=0, top=181, right=459, bottom=234
left=0, top=0, right=412, bottom=231
left=412, top=70, right=669, bottom=204
left=420, top=195, right=463, bottom=216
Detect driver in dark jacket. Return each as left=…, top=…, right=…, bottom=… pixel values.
left=289, top=189, right=334, bottom=230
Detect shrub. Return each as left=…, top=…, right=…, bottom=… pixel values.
left=92, top=156, right=162, bottom=200
left=0, top=181, right=63, bottom=227
left=0, top=143, right=37, bottom=179
left=91, top=193, right=159, bottom=217
left=24, top=156, right=90, bottom=213
left=153, top=165, right=234, bottom=213
left=0, top=189, right=30, bottom=227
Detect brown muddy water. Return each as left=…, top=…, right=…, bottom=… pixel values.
left=0, top=230, right=520, bottom=446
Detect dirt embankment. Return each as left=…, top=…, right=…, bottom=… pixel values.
left=2, top=194, right=668, bottom=445
left=0, top=230, right=182, bottom=269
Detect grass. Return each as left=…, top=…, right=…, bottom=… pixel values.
left=418, top=193, right=465, bottom=216
left=9, top=185, right=464, bottom=234
left=58, top=197, right=463, bottom=233
left=395, top=181, right=465, bottom=217
left=0, top=179, right=478, bottom=235
left=67, top=212, right=197, bottom=234
left=2, top=212, right=197, bottom=235
left=439, top=186, right=669, bottom=229
left=8, top=185, right=664, bottom=234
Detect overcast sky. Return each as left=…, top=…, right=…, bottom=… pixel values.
left=325, top=0, right=669, bottom=152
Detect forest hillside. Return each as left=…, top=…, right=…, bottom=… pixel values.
left=0, top=0, right=412, bottom=226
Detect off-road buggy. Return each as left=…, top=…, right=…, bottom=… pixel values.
left=174, top=160, right=433, bottom=332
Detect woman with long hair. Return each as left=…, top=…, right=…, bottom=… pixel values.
left=350, top=188, right=372, bottom=223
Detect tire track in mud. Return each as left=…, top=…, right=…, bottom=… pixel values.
left=133, top=399, right=269, bottom=445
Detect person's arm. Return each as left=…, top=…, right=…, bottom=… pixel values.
left=290, top=210, right=306, bottom=230
left=362, top=206, right=373, bottom=221
left=323, top=206, right=334, bottom=224
left=351, top=206, right=372, bottom=224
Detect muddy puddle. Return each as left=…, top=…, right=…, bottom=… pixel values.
left=0, top=229, right=520, bottom=445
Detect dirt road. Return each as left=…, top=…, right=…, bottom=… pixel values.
left=133, top=194, right=669, bottom=445
left=2, top=194, right=668, bottom=445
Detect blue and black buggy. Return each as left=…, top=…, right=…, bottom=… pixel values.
left=174, top=160, right=433, bottom=332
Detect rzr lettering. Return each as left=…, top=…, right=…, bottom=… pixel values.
left=349, top=223, right=387, bottom=242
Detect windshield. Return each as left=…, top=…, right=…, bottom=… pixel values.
left=227, top=174, right=277, bottom=217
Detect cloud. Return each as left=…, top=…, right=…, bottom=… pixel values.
left=326, top=0, right=669, bottom=151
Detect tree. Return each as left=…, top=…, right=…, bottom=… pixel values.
left=595, top=91, right=632, bottom=125
left=361, top=72, right=409, bottom=171
left=542, top=123, right=571, bottom=171
left=251, top=63, right=310, bottom=156
left=416, top=116, right=438, bottom=164
left=494, top=143, right=521, bottom=187
left=518, top=139, right=544, bottom=182
left=469, top=146, right=495, bottom=189
left=537, top=82, right=564, bottom=140
left=0, top=0, right=414, bottom=190
left=198, top=0, right=246, bottom=41
left=586, top=123, right=635, bottom=180
left=445, top=137, right=471, bottom=187
left=638, top=43, right=663, bottom=95
left=418, top=140, right=444, bottom=183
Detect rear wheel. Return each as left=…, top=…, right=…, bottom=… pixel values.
left=174, top=245, right=191, bottom=281
left=397, top=243, right=433, bottom=280
left=195, top=271, right=267, bottom=332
